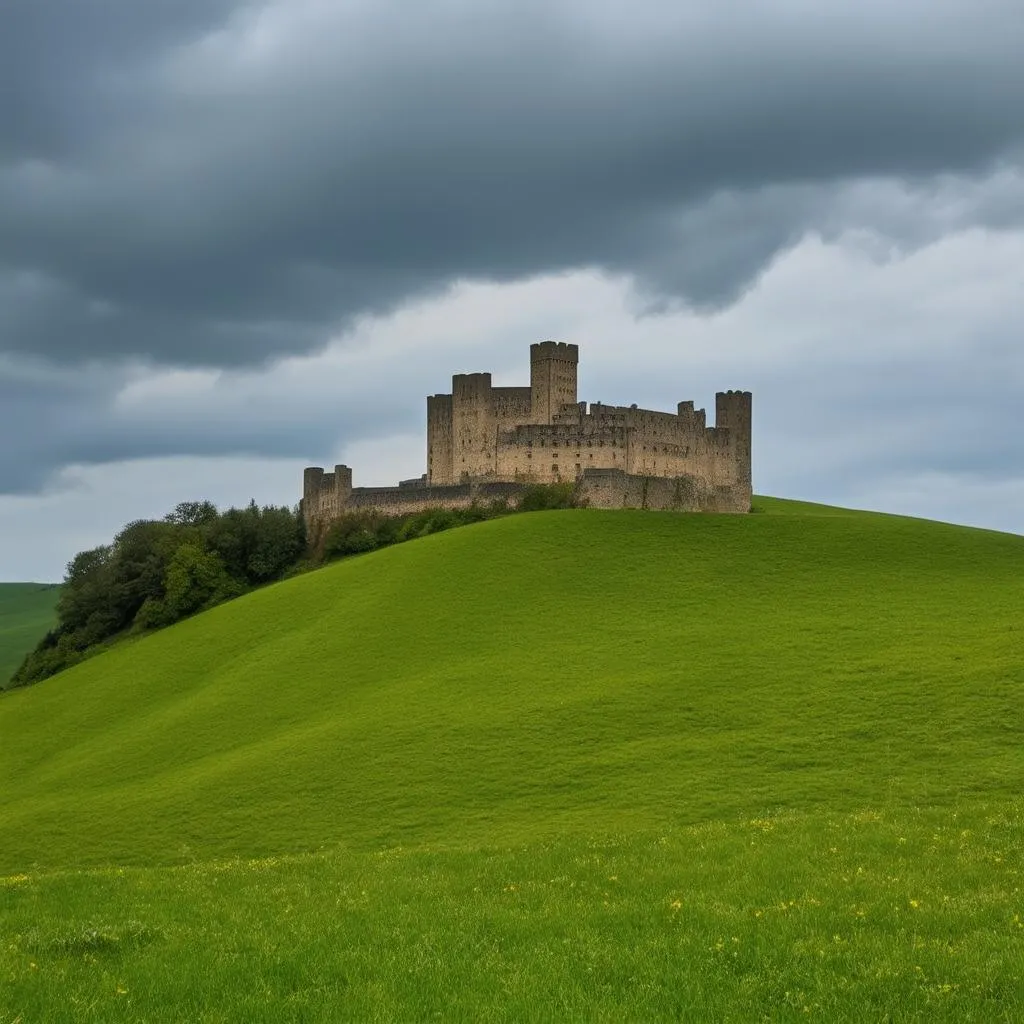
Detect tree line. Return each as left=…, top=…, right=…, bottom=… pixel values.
left=8, top=483, right=577, bottom=689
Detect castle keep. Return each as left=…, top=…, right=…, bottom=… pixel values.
left=303, top=342, right=752, bottom=528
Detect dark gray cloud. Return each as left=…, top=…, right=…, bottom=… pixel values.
left=1, top=0, right=1023, bottom=368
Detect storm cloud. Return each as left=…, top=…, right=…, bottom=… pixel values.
left=3, top=0, right=1023, bottom=366
left=1, top=0, right=1023, bottom=576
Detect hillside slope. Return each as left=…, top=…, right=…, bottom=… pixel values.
left=0, top=583, right=60, bottom=687
left=1, top=501, right=1022, bottom=872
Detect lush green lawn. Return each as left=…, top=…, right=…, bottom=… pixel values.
left=1, top=500, right=1022, bottom=1020
left=0, top=583, right=60, bottom=688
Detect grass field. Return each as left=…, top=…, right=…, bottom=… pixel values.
left=0, top=582, right=60, bottom=688
left=1, top=500, right=1022, bottom=1020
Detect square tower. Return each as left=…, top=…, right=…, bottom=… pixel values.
left=530, top=341, right=579, bottom=425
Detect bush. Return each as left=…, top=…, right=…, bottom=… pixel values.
left=517, top=482, right=577, bottom=512
left=15, top=498, right=305, bottom=688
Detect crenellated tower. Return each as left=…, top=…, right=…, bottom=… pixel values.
left=530, top=341, right=579, bottom=425
left=715, top=390, right=753, bottom=494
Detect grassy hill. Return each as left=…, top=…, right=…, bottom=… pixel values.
left=2, top=500, right=1022, bottom=1021
left=0, top=582, right=60, bottom=687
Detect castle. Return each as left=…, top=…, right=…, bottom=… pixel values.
left=303, top=342, right=752, bottom=529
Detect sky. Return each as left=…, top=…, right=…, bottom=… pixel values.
left=2, top=0, right=1022, bottom=582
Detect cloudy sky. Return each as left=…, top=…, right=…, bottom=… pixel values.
left=2, top=0, right=1022, bottom=581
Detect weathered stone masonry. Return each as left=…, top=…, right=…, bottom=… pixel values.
left=303, top=342, right=752, bottom=529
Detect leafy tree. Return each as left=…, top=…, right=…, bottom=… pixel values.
left=165, top=500, right=219, bottom=527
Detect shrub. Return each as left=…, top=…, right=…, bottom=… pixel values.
left=517, top=482, right=577, bottom=512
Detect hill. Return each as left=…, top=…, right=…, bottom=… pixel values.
left=2, top=500, right=1022, bottom=1021
left=0, top=583, right=60, bottom=687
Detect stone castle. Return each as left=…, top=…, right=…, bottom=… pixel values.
left=303, top=342, right=752, bottom=529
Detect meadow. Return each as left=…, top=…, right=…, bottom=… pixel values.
left=1, top=501, right=1022, bottom=1020
left=0, top=583, right=60, bottom=688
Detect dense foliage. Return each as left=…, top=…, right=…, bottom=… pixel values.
left=317, top=485, right=577, bottom=561
left=10, top=501, right=306, bottom=688
left=9, top=485, right=579, bottom=688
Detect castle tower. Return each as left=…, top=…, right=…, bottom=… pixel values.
left=715, top=391, right=753, bottom=494
left=302, top=467, right=324, bottom=519
left=530, top=341, right=579, bottom=425
left=426, top=393, right=454, bottom=485
left=333, top=464, right=353, bottom=507
left=452, top=372, right=496, bottom=480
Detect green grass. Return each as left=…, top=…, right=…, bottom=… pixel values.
left=1, top=500, right=1022, bottom=1020
left=0, top=583, right=60, bottom=687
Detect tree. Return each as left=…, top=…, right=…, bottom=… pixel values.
left=164, top=500, right=219, bottom=527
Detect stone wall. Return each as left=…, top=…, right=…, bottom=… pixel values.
left=576, top=469, right=749, bottom=513
left=302, top=465, right=749, bottom=528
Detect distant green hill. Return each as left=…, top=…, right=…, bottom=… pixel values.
left=0, top=583, right=60, bottom=687
left=2, top=499, right=1021, bottom=870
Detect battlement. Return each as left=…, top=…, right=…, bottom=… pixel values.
left=452, top=372, right=493, bottom=395
left=303, top=342, right=752, bottom=527
left=530, top=340, right=579, bottom=362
